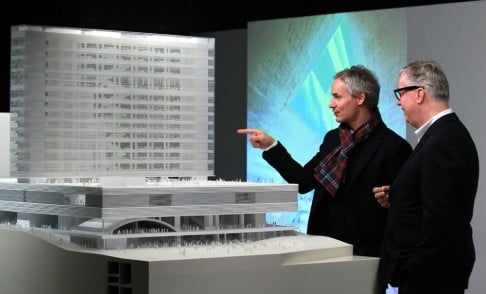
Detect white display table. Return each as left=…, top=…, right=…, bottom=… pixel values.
left=0, top=228, right=379, bottom=294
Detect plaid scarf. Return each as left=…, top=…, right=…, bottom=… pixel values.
left=314, top=111, right=382, bottom=196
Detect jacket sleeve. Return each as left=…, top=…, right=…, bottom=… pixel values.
left=262, top=133, right=335, bottom=194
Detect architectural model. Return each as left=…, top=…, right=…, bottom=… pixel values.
left=2, top=25, right=299, bottom=250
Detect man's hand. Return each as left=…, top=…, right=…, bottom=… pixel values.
left=373, top=185, right=390, bottom=208
left=237, top=128, right=275, bottom=150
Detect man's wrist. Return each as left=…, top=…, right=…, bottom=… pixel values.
left=264, top=140, right=278, bottom=151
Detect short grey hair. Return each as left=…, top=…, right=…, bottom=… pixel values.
left=334, top=65, right=380, bottom=111
left=399, top=60, right=449, bottom=102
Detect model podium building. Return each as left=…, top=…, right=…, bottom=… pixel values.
left=0, top=178, right=299, bottom=249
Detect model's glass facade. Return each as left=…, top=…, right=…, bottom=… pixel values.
left=10, top=25, right=215, bottom=178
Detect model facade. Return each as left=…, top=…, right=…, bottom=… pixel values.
left=0, top=178, right=298, bottom=249
left=10, top=25, right=215, bottom=179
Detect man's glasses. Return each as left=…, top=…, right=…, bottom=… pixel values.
left=393, top=86, right=423, bottom=100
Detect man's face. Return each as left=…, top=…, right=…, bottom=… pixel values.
left=396, top=74, right=421, bottom=128
left=329, top=78, right=361, bottom=127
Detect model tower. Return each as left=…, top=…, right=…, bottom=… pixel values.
left=10, top=25, right=215, bottom=180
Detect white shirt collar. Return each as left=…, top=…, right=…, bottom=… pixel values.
left=415, top=108, right=454, bottom=141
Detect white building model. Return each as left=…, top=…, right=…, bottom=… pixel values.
left=1, top=25, right=299, bottom=249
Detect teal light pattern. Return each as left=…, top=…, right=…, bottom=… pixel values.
left=247, top=10, right=407, bottom=233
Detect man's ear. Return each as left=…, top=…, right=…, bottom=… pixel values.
left=416, top=88, right=425, bottom=104
left=356, top=92, right=366, bottom=105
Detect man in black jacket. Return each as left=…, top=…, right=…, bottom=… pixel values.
left=238, top=65, right=412, bottom=257
left=374, top=60, right=479, bottom=293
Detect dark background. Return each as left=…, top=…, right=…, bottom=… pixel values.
left=2, top=1, right=466, bottom=36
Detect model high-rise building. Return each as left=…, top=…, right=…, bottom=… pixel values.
left=10, top=25, right=215, bottom=179
left=2, top=25, right=299, bottom=250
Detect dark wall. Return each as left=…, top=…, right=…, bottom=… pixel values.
left=209, top=30, right=248, bottom=181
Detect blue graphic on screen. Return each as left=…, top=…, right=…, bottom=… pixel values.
left=247, top=10, right=407, bottom=234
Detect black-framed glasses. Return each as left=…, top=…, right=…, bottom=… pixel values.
left=393, top=85, right=423, bottom=100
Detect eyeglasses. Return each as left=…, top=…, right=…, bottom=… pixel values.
left=393, top=85, right=423, bottom=100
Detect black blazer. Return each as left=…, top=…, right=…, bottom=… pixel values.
left=380, top=113, right=479, bottom=288
left=263, top=121, right=412, bottom=257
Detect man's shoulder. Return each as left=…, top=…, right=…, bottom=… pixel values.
left=377, top=124, right=411, bottom=146
left=323, top=127, right=340, bottom=138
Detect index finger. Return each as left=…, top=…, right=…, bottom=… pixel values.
left=237, top=128, right=259, bottom=135
left=372, top=187, right=382, bottom=193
